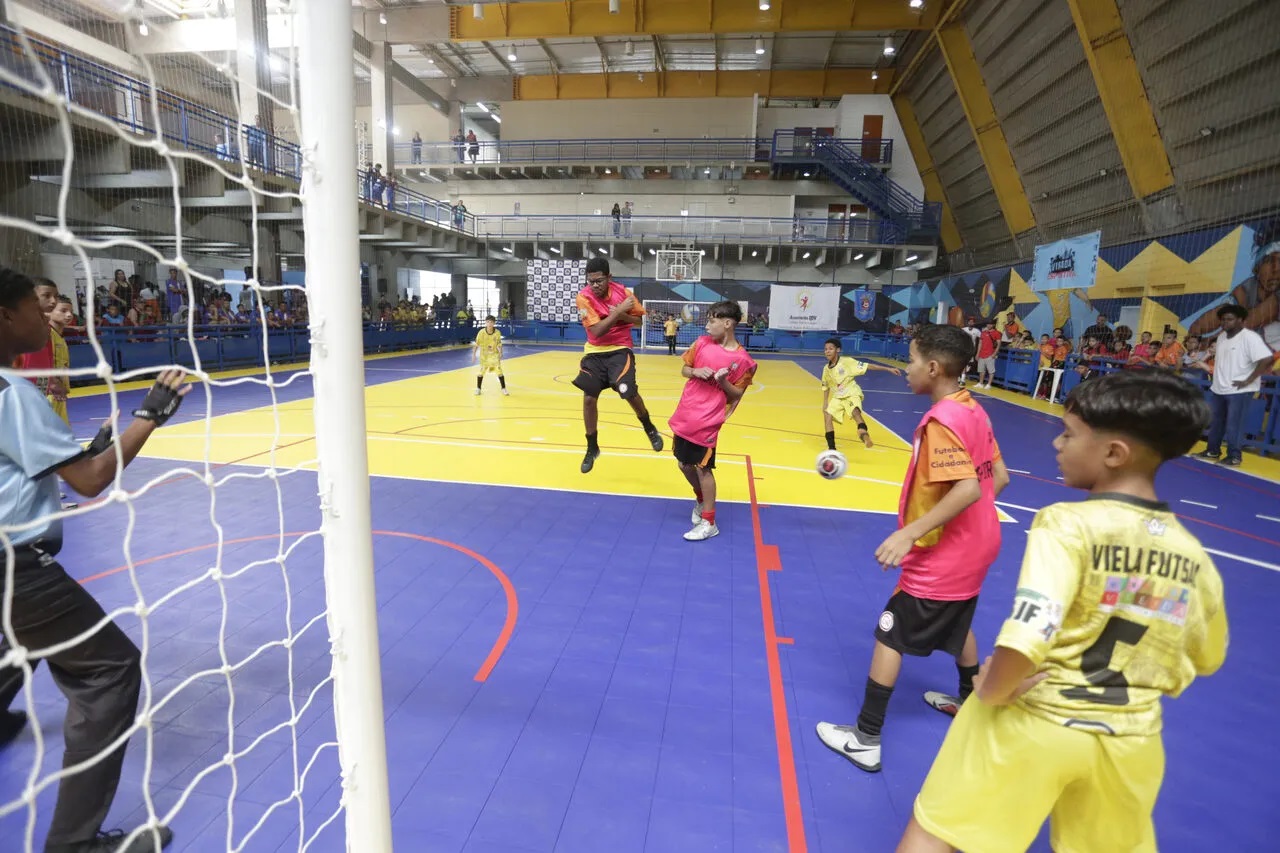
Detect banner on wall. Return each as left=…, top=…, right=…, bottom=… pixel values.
left=1032, top=230, right=1101, bottom=292
left=768, top=284, right=841, bottom=330
left=850, top=288, right=877, bottom=322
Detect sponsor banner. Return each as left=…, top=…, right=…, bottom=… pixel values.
left=768, top=284, right=841, bottom=330
left=1032, top=230, right=1101, bottom=292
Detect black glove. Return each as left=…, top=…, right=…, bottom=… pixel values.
left=85, top=422, right=115, bottom=455
left=132, top=379, right=185, bottom=426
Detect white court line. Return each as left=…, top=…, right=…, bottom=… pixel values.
left=1204, top=548, right=1280, bottom=573
left=1258, top=515, right=1280, bottom=523
left=1179, top=499, right=1218, bottom=510
left=996, top=500, right=1041, bottom=514
left=1006, top=468, right=1031, bottom=475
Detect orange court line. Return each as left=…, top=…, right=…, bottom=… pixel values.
left=78, top=530, right=518, bottom=683
left=745, top=454, right=807, bottom=853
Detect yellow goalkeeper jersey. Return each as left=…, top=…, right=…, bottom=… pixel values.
left=474, top=328, right=502, bottom=358
left=996, top=494, right=1227, bottom=737
left=820, top=356, right=868, bottom=399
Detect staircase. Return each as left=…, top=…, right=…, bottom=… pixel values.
left=771, top=130, right=941, bottom=244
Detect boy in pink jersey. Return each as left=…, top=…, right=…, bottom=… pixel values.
left=816, top=324, right=1009, bottom=772
left=572, top=257, right=664, bottom=473
left=667, top=301, right=757, bottom=541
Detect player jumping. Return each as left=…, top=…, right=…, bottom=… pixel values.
left=473, top=314, right=508, bottom=395
left=667, top=301, right=757, bottom=541
left=821, top=337, right=902, bottom=451
left=572, top=257, right=664, bottom=473
left=898, top=370, right=1226, bottom=853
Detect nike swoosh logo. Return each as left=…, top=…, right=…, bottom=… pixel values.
left=842, top=744, right=875, bottom=754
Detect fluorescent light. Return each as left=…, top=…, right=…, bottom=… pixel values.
left=392, top=126, right=401, bottom=136
left=609, top=0, right=620, bottom=12
left=884, top=37, right=896, bottom=56
left=549, top=246, right=561, bottom=254
left=604, top=168, right=611, bottom=174
left=759, top=0, right=771, bottom=9
left=905, top=254, right=918, bottom=262
left=504, top=246, right=514, bottom=253
left=648, top=248, right=657, bottom=255
left=138, top=22, right=149, bottom=36
left=599, top=247, right=609, bottom=254
left=700, top=250, right=706, bottom=256
left=493, top=116, right=501, bottom=123
left=473, top=3, right=483, bottom=20
left=802, top=171, right=811, bottom=177
left=379, top=12, right=387, bottom=24
left=802, top=251, right=811, bottom=259
left=476, top=102, right=490, bottom=113
left=751, top=250, right=758, bottom=257
left=680, top=210, right=689, bottom=216
left=910, top=0, right=925, bottom=8
left=755, top=38, right=765, bottom=55
left=871, top=70, right=878, bottom=80
left=507, top=47, right=517, bottom=61
left=854, top=253, right=865, bottom=260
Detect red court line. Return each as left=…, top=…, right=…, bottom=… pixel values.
left=744, top=454, right=807, bottom=853
left=78, top=530, right=517, bottom=683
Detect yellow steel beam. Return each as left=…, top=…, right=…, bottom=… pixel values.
left=935, top=22, right=1035, bottom=237
left=889, top=0, right=973, bottom=96
left=892, top=94, right=962, bottom=253
left=1066, top=0, right=1174, bottom=199
left=452, top=0, right=937, bottom=41
left=514, top=68, right=890, bottom=100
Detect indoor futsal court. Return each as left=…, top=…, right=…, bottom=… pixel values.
left=1, top=339, right=1275, bottom=853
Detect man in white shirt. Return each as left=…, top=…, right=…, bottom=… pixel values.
left=1196, top=304, right=1274, bottom=466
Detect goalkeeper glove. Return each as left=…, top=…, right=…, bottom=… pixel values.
left=132, top=379, right=186, bottom=426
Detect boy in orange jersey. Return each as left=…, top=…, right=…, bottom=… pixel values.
left=816, top=324, right=1009, bottom=772
left=1152, top=330, right=1185, bottom=369
left=898, top=370, right=1226, bottom=853
left=572, top=257, right=664, bottom=473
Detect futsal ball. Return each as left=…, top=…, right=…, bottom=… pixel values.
left=681, top=304, right=696, bottom=323
left=816, top=450, right=848, bottom=480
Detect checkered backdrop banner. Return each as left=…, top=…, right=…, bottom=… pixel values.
left=526, top=259, right=587, bottom=322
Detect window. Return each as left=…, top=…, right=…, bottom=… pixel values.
left=467, top=277, right=499, bottom=316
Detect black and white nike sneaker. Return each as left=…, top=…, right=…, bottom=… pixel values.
left=923, top=691, right=961, bottom=717
left=815, top=721, right=881, bottom=773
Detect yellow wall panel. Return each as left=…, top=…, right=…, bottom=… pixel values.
left=556, top=74, right=609, bottom=100
left=514, top=75, right=560, bottom=100
left=714, top=72, right=769, bottom=98
left=769, top=70, right=824, bottom=98
left=606, top=73, right=661, bottom=99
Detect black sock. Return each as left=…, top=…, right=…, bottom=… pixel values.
left=856, top=678, right=894, bottom=738
left=498, top=374, right=506, bottom=389
left=639, top=414, right=656, bottom=433
left=958, top=663, right=980, bottom=701
left=825, top=430, right=836, bottom=451
left=476, top=375, right=483, bottom=389
left=586, top=432, right=599, bottom=453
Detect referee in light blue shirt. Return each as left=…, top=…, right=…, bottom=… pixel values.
left=0, top=268, right=188, bottom=853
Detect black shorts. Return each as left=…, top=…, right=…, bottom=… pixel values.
left=673, top=434, right=716, bottom=469
left=874, top=589, right=977, bottom=657
left=573, top=348, right=639, bottom=400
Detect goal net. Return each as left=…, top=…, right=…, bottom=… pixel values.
left=640, top=301, right=719, bottom=350
left=0, top=3, right=390, bottom=852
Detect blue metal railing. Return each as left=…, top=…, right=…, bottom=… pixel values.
left=772, top=129, right=940, bottom=238
left=389, top=136, right=894, bottom=167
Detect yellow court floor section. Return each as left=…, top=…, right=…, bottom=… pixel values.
left=142, top=350, right=920, bottom=514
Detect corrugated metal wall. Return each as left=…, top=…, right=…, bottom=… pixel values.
left=901, top=0, right=1280, bottom=272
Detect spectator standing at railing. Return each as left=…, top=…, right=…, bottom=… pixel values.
left=1196, top=304, right=1274, bottom=466
left=611, top=203, right=621, bottom=237
left=385, top=174, right=397, bottom=212
left=411, top=131, right=422, bottom=164
left=467, top=129, right=479, bottom=163
left=622, top=201, right=633, bottom=237
left=164, top=269, right=184, bottom=320
left=370, top=168, right=386, bottom=209
left=215, top=133, right=232, bottom=162
left=246, top=115, right=267, bottom=168
left=453, top=130, right=466, bottom=163
left=107, top=269, right=130, bottom=312
left=453, top=200, right=467, bottom=230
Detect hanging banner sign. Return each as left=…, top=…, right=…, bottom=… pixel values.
left=1032, top=230, right=1102, bottom=292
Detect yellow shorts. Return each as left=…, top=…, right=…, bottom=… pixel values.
left=914, top=699, right=1163, bottom=853
left=478, top=356, right=502, bottom=374
left=825, top=393, right=865, bottom=424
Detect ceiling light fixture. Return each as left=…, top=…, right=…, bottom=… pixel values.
left=751, top=250, right=758, bottom=257
left=905, top=254, right=918, bottom=262
left=883, top=37, right=896, bottom=56
left=493, top=116, right=501, bottom=123
left=854, top=253, right=865, bottom=260
left=476, top=102, right=490, bottom=112
left=910, top=0, right=925, bottom=9
left=379, top=12, right=387, bottom=24
left=599, top=247, right=609, bottom=254
left=871, top=70, right=878, bottom=80
left=648, top=248, right=657, bottom=255
left=755, top=38, right=765, bottom=55
left=1199, top=126, right=1214, bottom=137
left=759, top=0, right=771, bottom=9
left=473, top=3, right=483, bottom=20
left=802, top=171, right=811, bottom=177
left=138, top=22, right=149, bottom=36
left=609, top=0, right=620, bottom=12
left=549, top=246, right=561, bottom=254
left=507, top=47, right=517, bottom=61
left=802, top=251, right=811, bottom=259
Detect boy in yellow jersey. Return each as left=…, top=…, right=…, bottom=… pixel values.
left=473, top=315, right=508, bottom=395
left=899, top=370, right=1228, bottom=853
left=46, top=295, right=73, bottom=424
left=663, top=314, right=679, bottom=355
left=820, top=337, right=902, bottom=451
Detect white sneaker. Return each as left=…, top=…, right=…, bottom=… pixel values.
left=683, top=519, right=719, bottom=541
left=691, top=502, right=703, bottom=524
left=815, top=721, right=881, bottom=772
left=473, top=388, right=481, bottom=395
left=501, top=388, right=509, bottom=396
left=923, top=691, right=961, bottom=717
